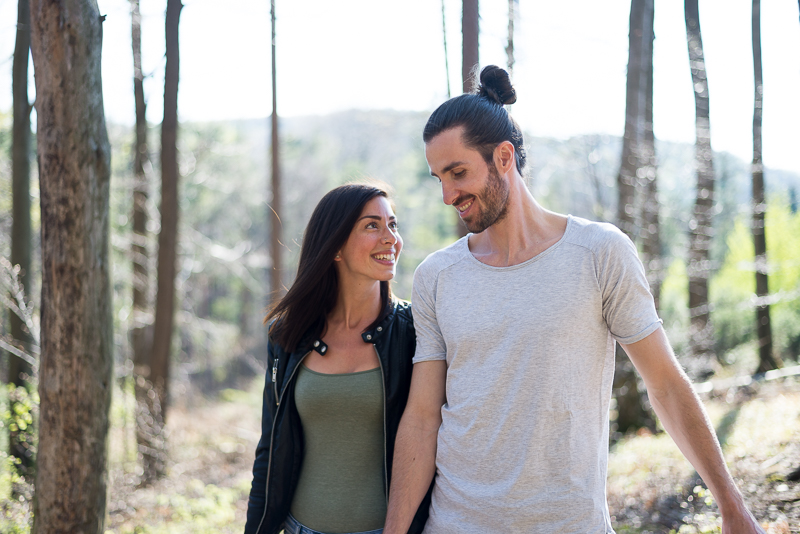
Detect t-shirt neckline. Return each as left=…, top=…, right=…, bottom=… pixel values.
left=461, top=214, right=573, bottom=271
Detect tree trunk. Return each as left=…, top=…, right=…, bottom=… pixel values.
left=150, top=0, right=182, bottom=442
left=613, top=0, right=656, bottom=436
left=461, top=0, right=479, bottom=94
left=640, top=4, right=662, bottom=312
left=751, top=0, right=778, bottom=373
left=441, top=0, right=451, bottom=99
left=269, top=0, right=283, bottom=304
left=457, top=0, right=479, bottom=239
left=616, top=0, right=651, bottom=240
left=129, top=0, right=163, bottom=484
left=505, top=0, right=515, bottom=75
left=9, top=0, right=34, bottom=472
left=29, top=0, right=113, bottom=531
left=685, top=0, right=716, bottom=360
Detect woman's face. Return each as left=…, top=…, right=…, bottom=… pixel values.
left=335, top=196, right=403, bottom=282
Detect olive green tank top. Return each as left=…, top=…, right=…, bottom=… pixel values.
left=289, top=365, right=386, bottom=533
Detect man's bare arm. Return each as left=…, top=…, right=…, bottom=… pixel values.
left=384, top=360, right=446, bottom=534
left=621, top=327, right=764, bottom=534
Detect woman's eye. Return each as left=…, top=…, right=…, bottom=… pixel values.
left=366, top=222, right=377, bottom=229
left=390, top=222, right=398, bottom=230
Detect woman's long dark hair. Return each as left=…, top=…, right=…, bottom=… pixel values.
left=423, top=65, right=526, bottom=173
left=265, top=183, right=393, bottom=352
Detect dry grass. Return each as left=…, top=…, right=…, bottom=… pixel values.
left=608, top=378, right=800, bottom=533
left=104, top=380, right=263, bottom=534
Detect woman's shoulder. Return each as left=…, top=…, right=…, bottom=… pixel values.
left=388, top=298, right=415, bottom=342
left=391, top=298, right=413, bottom=323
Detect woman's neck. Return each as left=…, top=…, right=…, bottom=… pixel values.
left=328, top=276, right=382, bottom=331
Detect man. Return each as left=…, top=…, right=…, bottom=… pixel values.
left=383, top=66, right=763, bottom=533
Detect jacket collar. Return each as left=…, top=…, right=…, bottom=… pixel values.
left=307, top=299, right=399, bottom=354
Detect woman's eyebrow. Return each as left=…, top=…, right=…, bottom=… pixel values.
left=357, top=215, right=396, bottom=222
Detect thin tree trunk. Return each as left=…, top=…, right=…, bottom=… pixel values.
left=616, top=0, right=650, bottom=240
left=269, top=0, right=283, bottom=304
left=640, top=3, right=661, bottom=312
left=685, top=0, right=716, bottom=359
left=457, top=0, right=479, bottom=239
left=441, top=0, right=451, bottom=99
left=505, top=0, right=515, bottom=75
left=29, top=0, right=113, bottom=531
left=613, top=0, right=656, bottom=436
left=130, top=0, right=163, bottom=484
left=462, top=0, right=479, bottom=94
left=150, top=0, right=182, bottom=444
left=751, top=0, right=778, bottom=373
left=9, top=0, right=34, bottom=471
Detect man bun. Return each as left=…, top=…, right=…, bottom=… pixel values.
left=477, top=65, right=517, bottom=106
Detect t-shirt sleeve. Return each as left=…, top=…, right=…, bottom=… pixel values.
left=411, top=261, right=447, bottom=363
left=597, top=228, right=662, bottom=344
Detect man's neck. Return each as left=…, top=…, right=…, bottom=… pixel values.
left=468, top=175, right=568, bottom=267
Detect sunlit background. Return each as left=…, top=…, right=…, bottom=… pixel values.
left=1, top=0, right=798, bottom=173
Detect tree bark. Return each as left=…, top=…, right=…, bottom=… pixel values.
left=616, top=0, right=652, bottom=240
left=640, top=4, right=661, bottom=312
left=751, top=0, right=778, bottom=373
left=150, top=0, right=182, bottom=436
left=269, top=0, right=283, bottom=304
left=685, top=0, right=716, bottom=359
left=29, top=0, right=113, bottom=531
left=613, top=0, right=656, bottom=436
left=9, top=0, right=34, bottom=471
left=505, top=0, right=515, bottom=75
left=129, top=0, right=163, bottom=484
left=457, top=0, right=479, bottom=239
left=461, top=0, right=479, bottom=94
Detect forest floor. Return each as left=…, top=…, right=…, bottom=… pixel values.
left=97, top=375, right=800, bottom=533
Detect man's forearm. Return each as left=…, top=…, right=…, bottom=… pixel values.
left=623, top=329, right=763, bottom=533
left=384, top=412, right=438, bottom=534
left=648, top=375, right=761, bottom=531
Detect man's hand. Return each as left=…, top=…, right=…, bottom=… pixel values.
left=622, top=327, right=764, bottom=534
left=384, top=360, right=446, bottom=534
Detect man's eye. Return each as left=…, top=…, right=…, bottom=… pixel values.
left=454, top=170, right=466, bottom=178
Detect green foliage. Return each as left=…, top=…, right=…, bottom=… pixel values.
left=710, top=199, right=800, bottom=361
left=0, top=385, right=36, bottom=533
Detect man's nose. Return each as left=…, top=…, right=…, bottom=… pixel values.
left=441, top=182, right=458, bottom=206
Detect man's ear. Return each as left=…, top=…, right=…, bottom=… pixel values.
left=494, top=141, right=516, bottom=175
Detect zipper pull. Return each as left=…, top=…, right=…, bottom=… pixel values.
left=272, top=358, right=279, bottom=383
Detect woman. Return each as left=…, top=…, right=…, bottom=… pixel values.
left=245, top=183, right=429, bottom=534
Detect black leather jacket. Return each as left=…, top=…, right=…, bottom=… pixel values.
left=244, top=300, right=430, bottom=534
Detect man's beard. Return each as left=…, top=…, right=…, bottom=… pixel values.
left=461, top=163, right=510, bottom=234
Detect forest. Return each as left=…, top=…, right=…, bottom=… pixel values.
left=1, top=0, right=799, bottom=532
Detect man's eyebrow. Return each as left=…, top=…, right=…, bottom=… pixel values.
left=431, top=161, right=467, bottom=177
left=358, top=214, right=397, bottom=222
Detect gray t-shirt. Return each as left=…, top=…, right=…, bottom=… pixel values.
left=411, top=215, right=661, bottom=533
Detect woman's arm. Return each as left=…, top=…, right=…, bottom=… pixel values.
left=244, top=339, right=279, bottom=534
left=384, top=360, right=446, bottom=534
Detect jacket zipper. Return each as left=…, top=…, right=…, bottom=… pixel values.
left=272, top=358, right=279, bottom=405
left=373, top=344, right=389, bottom=503
left=255, top=351, right=311, bottom=534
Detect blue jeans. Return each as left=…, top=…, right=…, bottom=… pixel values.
left=284, top=513, right=384, bottom=534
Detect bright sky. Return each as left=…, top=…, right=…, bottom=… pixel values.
left=1, top=0, right=799, bottom=174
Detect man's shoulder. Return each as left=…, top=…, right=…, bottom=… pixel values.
left=564, top=215, right=632, bottom=254
left=414, top=237, right=470, bottom=280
